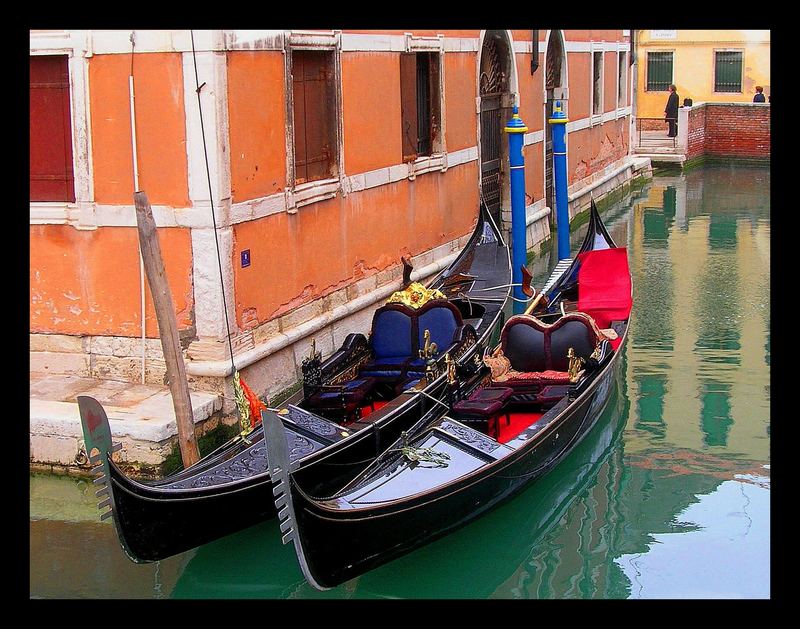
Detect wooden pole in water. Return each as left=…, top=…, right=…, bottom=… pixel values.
left=133, top=191, right=200, bottom=467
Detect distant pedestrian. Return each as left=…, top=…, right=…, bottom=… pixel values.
left=753, top=86, right=766, bottom=103
left=665, top=84, right=679, bottom=137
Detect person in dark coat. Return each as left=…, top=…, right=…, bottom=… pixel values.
left=753, top=86, right=766, bottom=103
left=665, top=84, right=679, bottom=137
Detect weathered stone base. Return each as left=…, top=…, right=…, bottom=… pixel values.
left=567, top=155, right=653, bottom=220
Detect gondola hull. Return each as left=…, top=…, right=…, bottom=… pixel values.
left=272, top=338, right=624, bottom=589
left=103, top=375, right=455, bottom=562
left=80, top=204, right=512, bottom=563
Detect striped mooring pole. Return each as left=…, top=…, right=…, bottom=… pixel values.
left=504, top=105, right=528, bottom=314
left=548, top=100, right=571, bottom=261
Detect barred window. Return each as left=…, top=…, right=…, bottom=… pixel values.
left=715, top=51, right=743, bottom=93
left=400, top=52, right=441, bottom=162
left=646, top=51, right=673, bottom=91
left=618, top=51, right=628, bottom=107
left=592, top=51, right=603, bottom=116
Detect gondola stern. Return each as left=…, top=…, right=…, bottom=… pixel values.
left=261, top=409, right=331, bottom=591
left=584, top=197, right=617, bottom=251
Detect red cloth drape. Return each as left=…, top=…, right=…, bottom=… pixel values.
left=577, top=248, right=632, bottom=331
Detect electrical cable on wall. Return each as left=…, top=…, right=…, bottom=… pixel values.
left=189, top=31, right=266, bottom=438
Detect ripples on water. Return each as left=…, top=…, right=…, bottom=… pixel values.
left=29, top=163, right=770, bottom=599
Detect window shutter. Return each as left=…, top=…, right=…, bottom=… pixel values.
left=400, top=53, right=418, bottom=163
left=715, top=52, right=742, bottom=92
left=647, top=52, right=672, bottom=91
left=30, top=55, right=75, bottom=202
left=292, top=50, right=335, bottom=184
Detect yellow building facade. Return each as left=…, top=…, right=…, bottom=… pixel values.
left=636, top=30, right=770, bottom=119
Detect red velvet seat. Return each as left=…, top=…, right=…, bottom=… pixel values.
left=452, top=387, right=514, bottom=438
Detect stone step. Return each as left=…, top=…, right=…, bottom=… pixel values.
left=30, top=373, right=224, bottom=470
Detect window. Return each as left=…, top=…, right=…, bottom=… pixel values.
left=715, top=51, right=743, bottom=93
left=592, top=51, right=603, bottom=116
left=617, top=51, right=627, bottom=107
left=400, top=52, right=441, bottom=162
left=646, top=51, right=673, bottom=91
left=30, top=55, right=75, bottom=202
left=291, top=49, right=338, bottom=185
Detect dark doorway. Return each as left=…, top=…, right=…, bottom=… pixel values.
left=479, top=32, right=511, bottom=226
left=545, top=31, right=565, bottom=215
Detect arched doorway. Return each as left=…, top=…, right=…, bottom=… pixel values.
left=478, top=31, right=514, bottom=227
left=544, top=30, right=568, bottom=215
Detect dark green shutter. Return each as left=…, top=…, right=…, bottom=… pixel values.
left=646, top=52, right=672, bottom=91
left=715, top=52, right=743, bottom=93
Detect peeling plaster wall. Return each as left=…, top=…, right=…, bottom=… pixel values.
left=30, top=29, right=636, bottom=393
left=227, top=51, right=287, bottom=202
left=89, top=52, right=189, bottom=207
left=30, top=225, right=194, bottom=337
left=231, top=162, right=478, bottom=328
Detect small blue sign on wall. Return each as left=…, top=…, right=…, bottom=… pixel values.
left=241, top=249, right=251, bottom=268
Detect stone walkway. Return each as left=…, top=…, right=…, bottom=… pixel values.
left=30, top=372, right=223, bottom=469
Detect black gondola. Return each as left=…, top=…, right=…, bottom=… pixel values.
left=78, top=203, right=513, bottom=562
left=264, top=199, right=632, bottom=590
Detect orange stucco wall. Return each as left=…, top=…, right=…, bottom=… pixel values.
left=30, top=225, right=194, bottom=337
left=516, top=53, right=545, bottom=133
left=89, top=53, right=189, bottom=207
left=524, top=143, right=545, bottom=202
left=444, top=53, right=477, bottom=152
left=567, top=52, right=590, bottom=120
left=232, top=163, right=479, bottom=325
left=568, top=30, right=626, bottom=42
left=342, top=30, right=479, bottom=38
left=228, top=51, right=288, bottom=203
left=342, top=53, right=402, bottom=174
left=604, top=51, right=618, bottom=112
left=567, top=118, right=629, bottom=184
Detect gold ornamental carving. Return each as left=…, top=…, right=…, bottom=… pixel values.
left=386, top=282, right=447, bottom=309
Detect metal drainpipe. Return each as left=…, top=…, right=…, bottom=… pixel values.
left=129, top=31, right=146, bottom=384
left=531, top=30, right=539, bottom=74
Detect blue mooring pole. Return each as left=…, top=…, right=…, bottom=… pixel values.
left=504, top=105, right=528, bottom=314
left=548, top=101, right=570, bottom=260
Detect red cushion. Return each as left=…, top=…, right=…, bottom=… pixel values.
left=505, top=370, right=572, bottom=383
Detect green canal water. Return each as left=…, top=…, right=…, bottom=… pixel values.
left=29, top=162, right=770, bottom=599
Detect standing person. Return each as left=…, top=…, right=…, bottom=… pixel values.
left=665, top=84, right=679, bottom=137
left=753, top=86, right=766, bottom=103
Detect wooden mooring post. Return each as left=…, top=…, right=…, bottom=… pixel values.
left=133, top=191, right=200, bottom=468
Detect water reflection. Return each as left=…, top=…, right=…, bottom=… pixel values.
left=617, top=475, right=770, bottom=599
left=29, top=162, right=770, bottom=598
left=171, top=371, right=628, bottom=599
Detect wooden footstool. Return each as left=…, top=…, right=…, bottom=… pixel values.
left=452, top=387, right=513, bottom=438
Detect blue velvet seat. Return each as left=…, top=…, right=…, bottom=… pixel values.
left=358, top=305, right=415, bottom=380
left=359, top=300, right=465, bottom=383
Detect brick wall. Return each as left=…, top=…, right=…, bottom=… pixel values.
left=686, top=103, right=769, bottom=160
left=687, top=106, right=707, bottom=160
